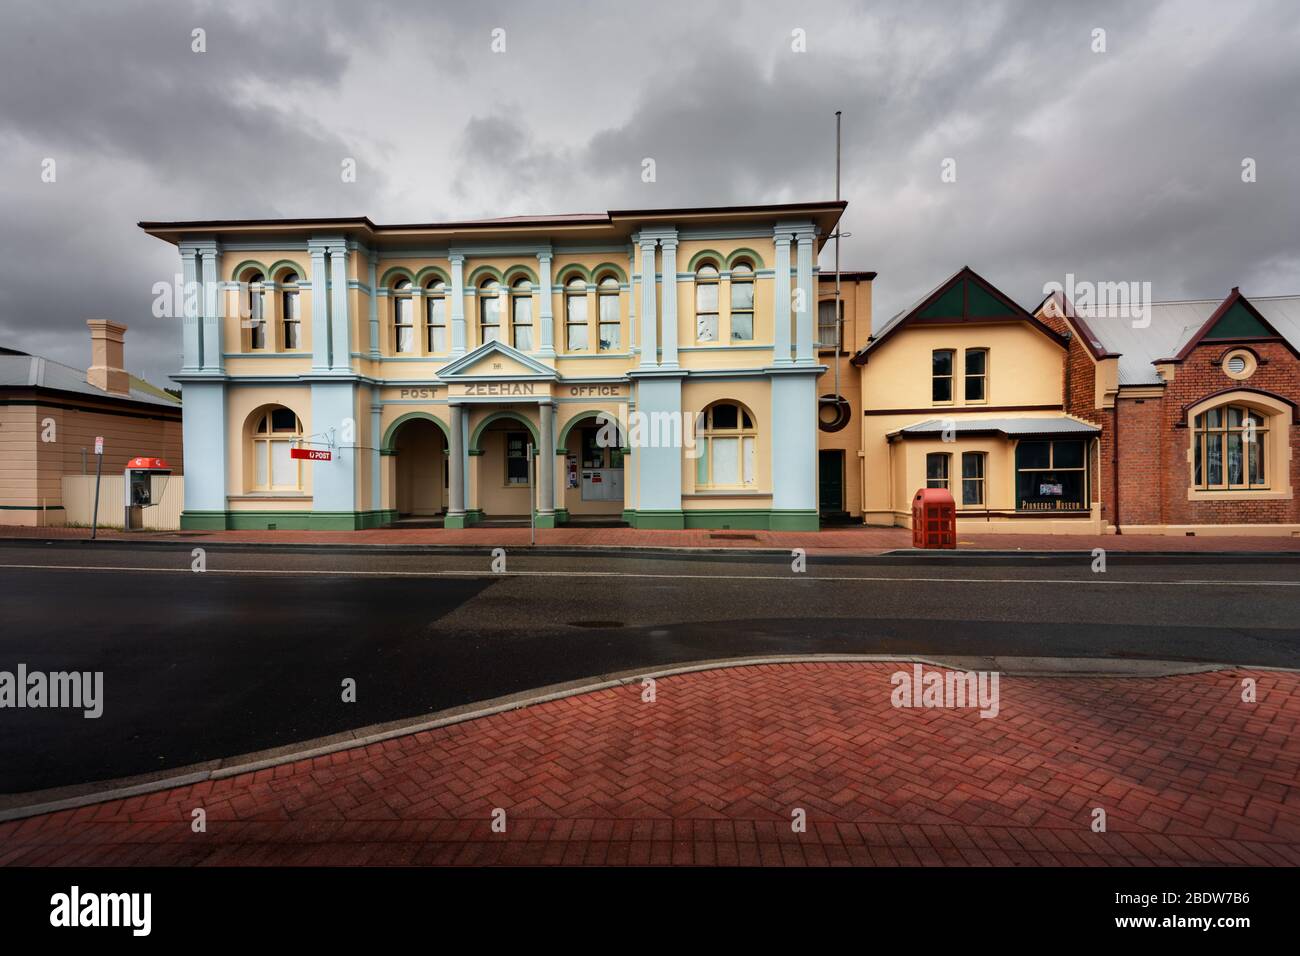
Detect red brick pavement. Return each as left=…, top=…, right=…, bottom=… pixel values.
left=4, top=523, right=1299, bottom=553
left=3, top=663, right=1298, bottom=867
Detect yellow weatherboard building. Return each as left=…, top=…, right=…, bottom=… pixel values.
left=141, top=203, right=852, bottom=531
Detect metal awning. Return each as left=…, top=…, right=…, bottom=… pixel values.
left=888, top=417, right=1102, bottom=440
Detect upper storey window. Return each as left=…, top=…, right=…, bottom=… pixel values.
left=280, top=271, right=301, bottom=350
left=730, top=261, right=754, bottom=342
left=932, top=349, right=954, bottom=403
left=425, top=279, right=447, bottom=353
left=480, top=279, right=503, bottom=344
left=565, top=277, right=589, bottom=351
left=597, top=275, right=620, bottom=351
left=511, top=279, right=534, bottom=351
left=695, top=264, right=720, bottom=343
left=247, top=272, right=267, bottom=350
left=393, top=279, right=415, bottom=353
left=965, top=348, right=988, bottom=402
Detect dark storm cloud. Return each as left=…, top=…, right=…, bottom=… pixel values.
left=0, top=0, right=1297, bottom=384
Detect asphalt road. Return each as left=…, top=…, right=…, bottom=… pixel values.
left=2, top=541, right=1298, bottom=794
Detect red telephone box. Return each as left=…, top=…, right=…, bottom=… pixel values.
left=912, top=487, right=956, bottom=549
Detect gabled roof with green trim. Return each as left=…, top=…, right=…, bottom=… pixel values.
left=851, top=266, right=1068, bottom=364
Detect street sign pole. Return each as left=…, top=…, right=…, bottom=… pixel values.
left=527, top=442, right=536, bottom=546
left=91, top=436, right=104, bottom=540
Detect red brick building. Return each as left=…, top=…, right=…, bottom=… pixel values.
left=1036, top=288, right=1300, bottom=535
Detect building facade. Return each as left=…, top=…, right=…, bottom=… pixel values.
left=0, top=321, right=183, bottom=526
left=1037, top=288, right=1300, bottom=535
left=141, top=203, right=847, bottom=531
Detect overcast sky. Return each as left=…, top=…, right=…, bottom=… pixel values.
left=1, top=0, right=1297, bottom=385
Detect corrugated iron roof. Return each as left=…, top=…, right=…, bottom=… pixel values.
left=892, top=417, right=1101, bottom=438
left=0, top=352, right=180, bottom=407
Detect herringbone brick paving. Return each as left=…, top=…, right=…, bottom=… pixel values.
left=2, top=663, right=1297, bottom=866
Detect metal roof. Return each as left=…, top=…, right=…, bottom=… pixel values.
left=0, top=351, right=180, bottom=408
left=1078, top=295, right=1300, bottom=386
left=892, top=417, right=1101, bottom=439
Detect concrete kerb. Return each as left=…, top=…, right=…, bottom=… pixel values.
left=2, top=653, right=1291, bottom=824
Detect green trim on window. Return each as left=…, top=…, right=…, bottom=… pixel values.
left=266, top=259, right=305, bottom=282
left=686, top=249, right=725, bottom=272
left=555, top=263, right=592, bottom=285
left=413, top=265, right=451, bottom=287
left=590, top=261, right=629, bottom=284
left=467, top=265, right=505, bottom=287
left=725, top=247, right=766, bottom=270
left=229, top=259, right=271, bottom=282
left=379, top=266, right=417, bottom=288
left=502, top=264, right=540, bottom=286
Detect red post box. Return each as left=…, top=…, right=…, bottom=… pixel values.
left=912, top=487, right=956, bottom=549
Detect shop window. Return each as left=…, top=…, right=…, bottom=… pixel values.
left=932, top=349, right=954, bottom=403
left=281, top=271, right=301, bottom=350
left=505, top=431, right=530, bottom=486
left=965, top=349, right=987, bottom=402
left=250, top=406, right=302, bottom=492
left=425, top=279, right=447, bottom=352
left=961, top=452, right=985, bottom=506
left=695, top=264, right=720, bottom=343
left=597, top=275, right=621, bottom=351
left=730, top=262, right=755, bottom=342
left=926, top=452, right=950, bottom=489
left=695, top=401, right=756, bottom=488
left=1016, top=440, right=1087, bottom=511
left=1194, top=404, right=1269, bottom=489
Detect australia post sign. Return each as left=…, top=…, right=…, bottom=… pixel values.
left=290, top=447, right=332, bottom=461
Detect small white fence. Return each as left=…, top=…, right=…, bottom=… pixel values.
left=61, top=475, right=185, bottom=530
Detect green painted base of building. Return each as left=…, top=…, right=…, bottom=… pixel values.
left=181, top=510, right=398, bottom=531
left=623, top=509, right=820, bottom=531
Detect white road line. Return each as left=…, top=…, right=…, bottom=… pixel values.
left=0, top=563, right=1298, bottom=586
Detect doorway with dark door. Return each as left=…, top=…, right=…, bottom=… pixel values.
left=819, top=449, right=848, bottom=522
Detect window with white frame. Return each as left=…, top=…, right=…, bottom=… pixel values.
left=565, top=277, right=589, bottom=351
left=425, top=279, right=447, bottom=352
left=695, top=402, right=756, bottom=488
left=730, top=261, right=755, bottom=342
left=480, top=279, right=503, bottom=344
left=1194, top=404, right=1269, bottom=489
left=817, top=300, right=842, bottom=349
left=247, top=272, right=267, bottom=350
left=280, top=271, right=301, bottom=350
left=926, top=452, right=950, bottom=489
left=251, top=406, right=302, bottom=491
left=961, top=452, right=985, bottom=505
left=695, top=264, right=720, bottom=342
left=597, top=275, right=621, bottom=351
left=393, top=279, right=414, bottom=353
left=511, top=279, right=533, bottom=351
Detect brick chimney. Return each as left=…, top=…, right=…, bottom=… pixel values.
left=86, top=319, right=130, bottom=396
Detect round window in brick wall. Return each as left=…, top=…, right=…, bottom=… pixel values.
left=1222, top=349, right=1257, bottom=381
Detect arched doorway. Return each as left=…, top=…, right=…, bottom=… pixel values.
left=470, top=411, right=539, bottom=523
left=560, top=413, right=627, bottom=523
left=392, top=417, right=447, bottom=517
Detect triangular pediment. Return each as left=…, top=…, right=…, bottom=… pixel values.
left=1173, top=288, right=1296, bottom=361
left=437, top=340, right=557, bottom=379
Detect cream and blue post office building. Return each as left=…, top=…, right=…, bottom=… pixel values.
left=141, top=202, right=846, bottom=530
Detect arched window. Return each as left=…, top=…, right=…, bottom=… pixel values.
left=565, top=276, right=589, bottom=351
left=250, top=406, right=303, bottom=491
left=597, top=275, right=620, bottom=351
left=695, top=264, right=719, bottom=342
left=729, top=261, right=754, bottom=342
left=393, top=279, right=414, bottom=353
left=247, top=271, right=266, bottom=350
left=480, top=279, right=503, bottom=344
left=1195, top=403, right=1269, bottom=489
left=425, top=279, right=447, bottom=353
left=696, top=401, right=756, bottom=488
left=280, top=271, right=301, bottom=350
left=511, top=278, right=533, bottom=350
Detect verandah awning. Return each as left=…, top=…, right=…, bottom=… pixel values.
left=887, top=417, right=1102, bottom=440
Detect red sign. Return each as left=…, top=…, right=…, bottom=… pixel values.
left=127, top=457, right=171, bottom=470
left=290, top=448, right=331, bottom=461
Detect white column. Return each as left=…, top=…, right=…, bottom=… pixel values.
left=627, top=243, right=637, bottom=355
left=200, top=246, right=221, bottom=371
left=638, top=238, right=657, bottom=367
left=448, top=403, right=466, bottom=519
left=536, top=252, right=555, bottom=356
left=659, top=237, right=678, bottom=368
left=795, top=233, right=815, bottom=365
left=538, top=402, right=555, bottom=520
left=370, top=400, right=382, bottom=513
left=309, top=242, right=330, bottom=370
left=329, top=243, right=350, bottom=370
left=180, top=248, right=200, bottom=371
left=367, top=251, right=380, bottom=357
left=773, top=230, right=793, bottom=365
left=450, top=254, right=467, bottom=355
